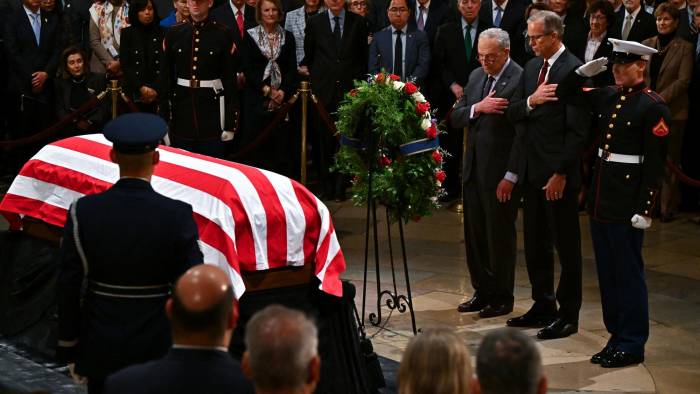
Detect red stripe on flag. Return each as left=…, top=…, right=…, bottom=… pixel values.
left=23, top=159, right=113, bottom=197
left=229, top=166, right=287, bottom=269
left=0, top=193, right=69, bottom=228
left=192, top=212, right=241, bottom=272
left=321, top=248, right=345, bottom=297
left=291, top=181, right=321, bottom=264
left=52, top=136, right=112, bottom=161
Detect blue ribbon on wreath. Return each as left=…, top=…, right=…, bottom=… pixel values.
left=339, top=135, right=363, bottom=150
left=399, top=137, right=440, bottom=156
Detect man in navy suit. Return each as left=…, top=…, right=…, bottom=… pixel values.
left=478, top=0, right=527, bottom=65
left=612, top=0, right=656, bottom=42
left=369, top=0, right=431, bottom=86
left=104, top=265, right=253, bottom=394
left=56, top=114, right=203, bottom=394
left=3, top=0, right=60, bottom=167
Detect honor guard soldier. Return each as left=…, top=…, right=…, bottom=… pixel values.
left=558, top=38, right=670, bottom=368
left=161, top=0, right=239, bottom=158
left=56, top=113, right=204, bottom=393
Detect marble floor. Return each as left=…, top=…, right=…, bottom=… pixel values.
left=326, top=200, right=700, bottom=394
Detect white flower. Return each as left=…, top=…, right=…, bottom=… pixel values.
left=412, top=92, right=425, bottom=102
left=392, top=80, right=405, bottom=91
left=421, top=118, right=432, bottom=130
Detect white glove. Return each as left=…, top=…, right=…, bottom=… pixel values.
left=221, top=131, right=235, bottom=142
left=631, top=214, right=652, bottom=229
left=576, top=57, right=608, bottom=77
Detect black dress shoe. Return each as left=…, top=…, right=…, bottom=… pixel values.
left=601, top=351, right=644, bottom=368
left=506, top=310, right=556, bottom=328
left=457, top=296, right=489, bottom=313
left=537, top=318, right=578, bottom=339
left=479, top=303, right=513, bottom=318
left=591, top=345, right=617, bottom=364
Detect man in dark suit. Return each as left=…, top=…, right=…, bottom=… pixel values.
left=408, top=0, right=449, bottom=45
left=479, top=0, right=527, bottom=65
left=211, top=0, right=257, bottom=104
left=369, top=0, right=431, bottom=86
left=612, top=0, right=657, bottom=42
left=301, top=0, right=368, bottom=200
left=675, top=0, right=699, bottom=42
left=550, top=0, right=589, bottom=61
left=451, top=27, right=522, bottom=318
left=56, top=114, right=203, bottom=394
left=3, top=0, right=60, bottom=141
left=505, top=11, right=588, bottom=340
left=433, top=0, right=491, bottom=200
left=104, top=265, right=253, bottom=394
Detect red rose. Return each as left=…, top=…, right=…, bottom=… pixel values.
left=375, top=73, right=385, bottom=83
left=379, top=155, right=392, bottom=167
left=404, top=82, right=418, bottom=95
left=349, top=88, right=359, bottom=97
left=415, top=102, right=430, bottom=116
left=352, top=175, right=360, bottom=184
left=432, top=150, right=442, bottom=164
left=436, top=170, right=446, bottom=183
left=425, top=124, right=438, bottom=139
left=389, top=74, right=400, bottom=81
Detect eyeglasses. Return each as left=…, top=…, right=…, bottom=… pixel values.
left=388, top=7, right=409, bottom=13
left=478, top=53, right=500, bottom=62
left=528, top=32, right=552, bottom=42
left=350, top=1, right=367, bottom=7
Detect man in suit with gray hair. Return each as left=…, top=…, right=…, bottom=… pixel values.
left=451, top=27, right=522, bottom=318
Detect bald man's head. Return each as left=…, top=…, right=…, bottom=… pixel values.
left=169, top=265, right=237, bottom=341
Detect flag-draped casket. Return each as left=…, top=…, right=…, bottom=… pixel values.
left=0, top=134, right=346, bottom=298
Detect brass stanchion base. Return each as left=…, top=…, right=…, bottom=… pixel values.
left=448, top=199, right=463, bottom=214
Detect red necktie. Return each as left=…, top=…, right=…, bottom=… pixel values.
left=537, top=59, right=549, bottom=86
left=236, top=10, right=244, bottom=39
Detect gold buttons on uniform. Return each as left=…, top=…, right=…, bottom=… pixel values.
left=192, top=66, right=197, bottom=70
left=606, top=134, right=612, bottom=139
left=645, top=210, right=649, bottom=214
left=625, top=174, right=630, bottom=179
left=195, top=38, right=200, bottom=43
left=604, top=144, right=610, bottom=150
left=194, top=56, right=198, bottom=61
left=196, top=30, right=200, bottom=35
left=621, top=96, right=626, bottom=101
left=627, top=122, right=631, bottom=126
left=195, top=47, right=199, bottom=52
left=647, top=201, right=651, bottom=204
left=609, top=124, right=614, bottom=128
left=616, top=104, right=621, bottom=109
left=612, top=114, right=617, bottom=118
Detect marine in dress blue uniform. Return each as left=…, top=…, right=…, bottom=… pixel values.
left=56, top=113, right=204, bottom=393
left=559, top=39, right=670, bottom=368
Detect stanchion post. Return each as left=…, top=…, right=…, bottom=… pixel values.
left=299, top=81, right=310, bottom=185
left=449, top=125, right=467, bottom=214
left=110, top=80, right=120, bottom=119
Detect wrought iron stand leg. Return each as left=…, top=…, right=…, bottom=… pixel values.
left=398, top=213, right=418, bottom=335
left=360, top=171, right=373, bottom=328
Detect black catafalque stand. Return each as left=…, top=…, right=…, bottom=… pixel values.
left=357, top=129, right=418, bottom=336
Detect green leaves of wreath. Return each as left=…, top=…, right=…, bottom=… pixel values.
left=333, top=72, right=447, bottom=223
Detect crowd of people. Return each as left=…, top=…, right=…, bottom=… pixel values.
left=2, top=0, right=697, bottom=201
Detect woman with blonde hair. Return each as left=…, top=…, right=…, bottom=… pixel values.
left=397, top=327, right=472, bottom=394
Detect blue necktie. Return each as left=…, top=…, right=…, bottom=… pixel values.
left=494, top=6, right=502, bottom=27
left=30, top=13, right=41, bottom=45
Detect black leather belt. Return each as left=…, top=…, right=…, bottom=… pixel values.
left=88, top=280, right=171, bottom=299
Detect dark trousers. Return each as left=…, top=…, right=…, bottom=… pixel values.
left=522, top=181, right=582, bottom=321
left=589, top=218, right=648, bottom=356
left=463, top=176, right=519, bottom=305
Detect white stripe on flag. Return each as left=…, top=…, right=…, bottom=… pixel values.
left=264, top=172, right=306, bottom=265
left=33, top=144, right=119, bottom=184
left=199, top=241, right=246, bottom=298
left=314, top=196, right=332, bottom=284
left=7, top=175, right=84, bottom=210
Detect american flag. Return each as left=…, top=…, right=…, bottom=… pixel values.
left=0, top=134, right=346, bottom=298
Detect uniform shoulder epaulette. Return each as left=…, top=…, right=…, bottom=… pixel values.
left=642, top=88, right=665, bottom=103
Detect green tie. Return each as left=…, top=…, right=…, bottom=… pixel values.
left=465, top=24, right=472, bottom=61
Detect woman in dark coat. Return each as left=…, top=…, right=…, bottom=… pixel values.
left=119, top=0, right=164, bottom=113
left=573, top=0, right=614, bottom=87
left=55, top=46, right=109, bottom=135
left=240, top=0, right=298, bottom=176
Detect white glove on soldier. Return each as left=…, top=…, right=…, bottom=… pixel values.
left=631, top=214, right=652, bottom=230
left=576, top=57, right=608, bottom=77
left=221, top=131, right=235, bottom=142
